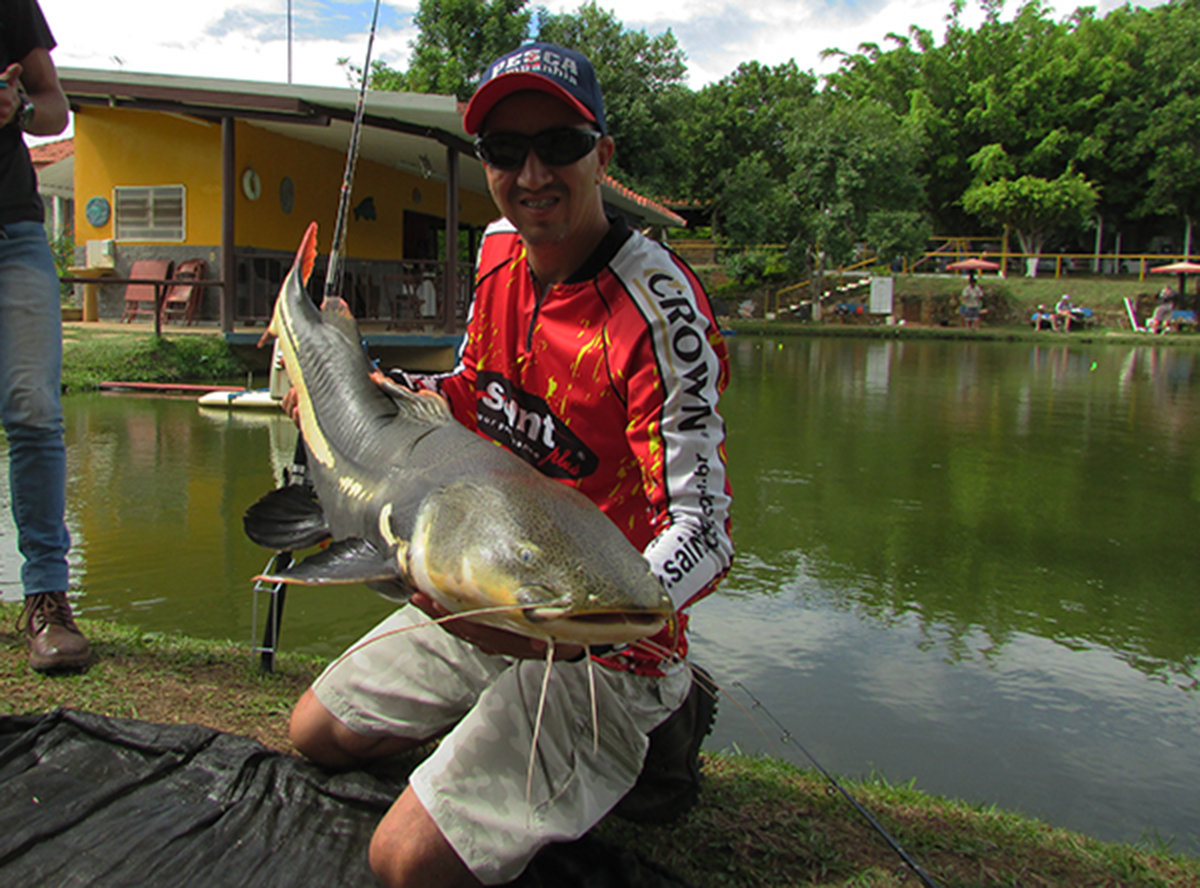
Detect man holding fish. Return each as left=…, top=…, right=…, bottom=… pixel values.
left=286, top=43, right=732, bottom=887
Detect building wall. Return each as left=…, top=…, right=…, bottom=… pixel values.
left=71, top=106, right=499, bottom=319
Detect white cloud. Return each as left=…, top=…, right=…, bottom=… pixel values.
left=38, top=0, right=1167, bottom=93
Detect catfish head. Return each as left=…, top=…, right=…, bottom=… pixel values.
left=404, top=471, right=673, bottom=646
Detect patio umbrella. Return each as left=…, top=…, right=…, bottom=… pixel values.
left=1149, top=260, right=1200, bottom=303
left=946, top=257, right=1001, bottom=284
left=945, top=257, right=1001, bottom=272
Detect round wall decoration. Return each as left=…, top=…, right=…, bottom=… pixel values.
left=279, top=176, right=295, bottom=214
left=85, top=196, right=110, bottom=227
left=242, top=168, right=262, bottom=201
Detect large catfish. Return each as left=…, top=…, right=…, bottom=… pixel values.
left=244, top=223, right=673, bottom=647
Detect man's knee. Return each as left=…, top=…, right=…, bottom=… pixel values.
left=289, top=687, right=421, bottom=767
left=369, top=789, right=479, bottom=888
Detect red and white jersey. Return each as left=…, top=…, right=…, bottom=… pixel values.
left=415, top=216, right=733, bottom=672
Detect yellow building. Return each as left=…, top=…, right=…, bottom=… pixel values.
left=60, top=69, right=682, bottom=342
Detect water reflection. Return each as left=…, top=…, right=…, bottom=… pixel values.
left=1, top=338, right=1198, bottom=851
left=719, top=336, right=1200, bottom=691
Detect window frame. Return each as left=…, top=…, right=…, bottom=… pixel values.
left=113, top=185, right=187, bottom=242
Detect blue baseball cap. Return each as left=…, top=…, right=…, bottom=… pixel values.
left=463, top=42, right=607, bottom=136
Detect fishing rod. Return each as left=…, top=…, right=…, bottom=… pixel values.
left=733, top=681, right=943, bottom=888
left=323, top=0, right=384, bottom=304
left=257, top=2, right=382, bottom=671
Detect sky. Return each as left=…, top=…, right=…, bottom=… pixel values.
left=38, top=0, right=1145, bottom=97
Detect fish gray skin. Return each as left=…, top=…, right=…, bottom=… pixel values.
left=244, top=222, right=674, bottom=647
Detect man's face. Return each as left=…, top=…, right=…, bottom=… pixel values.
left=480, top=91, right=614, bottom=249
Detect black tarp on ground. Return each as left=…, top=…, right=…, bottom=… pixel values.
left=0, top=709, right=691, bottom=888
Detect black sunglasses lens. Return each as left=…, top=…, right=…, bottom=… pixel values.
left=534, top=129, right=599, bottom=165
left=476, top=133, right=529, bottom=170
left=476, top=129, right=599, bottom=170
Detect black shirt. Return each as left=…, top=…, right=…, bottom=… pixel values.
left=0, top=0, right=56, bottom=225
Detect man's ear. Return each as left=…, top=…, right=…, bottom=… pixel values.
left=595, top=135, right=615, bottom=182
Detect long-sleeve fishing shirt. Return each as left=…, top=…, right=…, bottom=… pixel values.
left=408, top=215, right=733, bottom=674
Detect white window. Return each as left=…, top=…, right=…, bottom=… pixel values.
left=114, top=185, right=186, bottom=241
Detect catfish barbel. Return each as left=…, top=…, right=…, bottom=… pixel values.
left=244, top=222, right=674, bottom=648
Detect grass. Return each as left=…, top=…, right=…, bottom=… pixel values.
left=3, top=602, right=1198, bottom=887
left=61, top=327, right=249, bottom=393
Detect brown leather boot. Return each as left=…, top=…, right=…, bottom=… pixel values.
left=613, top=663, right=718, bottom=823
left=19, top=592, right=91, bottom=672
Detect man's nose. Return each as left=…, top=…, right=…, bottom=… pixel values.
left=516, top=148, right=554, bottom=190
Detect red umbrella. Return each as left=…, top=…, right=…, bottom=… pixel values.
left=946, top=257, right=1001, bottom=272
left=1150, top=260, right=1200, bottom=300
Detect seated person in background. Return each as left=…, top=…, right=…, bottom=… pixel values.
left=1148, top=288, right=1176, bottom=334
left=1032, top=304, right=1052, bottom=330
left=1054, top=294, right=1074, bottom=332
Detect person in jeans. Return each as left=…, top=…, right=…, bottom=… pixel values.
left=0, top=0, right=86, bottom=672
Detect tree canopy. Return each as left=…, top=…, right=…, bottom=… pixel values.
left=368, top=0, right=1200, bottom=273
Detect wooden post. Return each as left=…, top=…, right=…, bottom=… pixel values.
left=444, top=145, right=460, bottom=334
left=221, top=117, right=236, bottom=334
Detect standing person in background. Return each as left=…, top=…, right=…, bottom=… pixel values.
left=0, top=0, right=86, bottom=672
left=960, top=273, right=984, bottom=330
left=286, top=42, right=733, bottom=888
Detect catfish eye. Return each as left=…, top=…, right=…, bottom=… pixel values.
left=517, top=545, right=537, bottom=565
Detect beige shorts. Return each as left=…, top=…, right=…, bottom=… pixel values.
left=313, top=605, right=691, bottom=885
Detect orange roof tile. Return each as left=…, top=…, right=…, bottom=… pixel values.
left=29, top=137, right=73, bottom=169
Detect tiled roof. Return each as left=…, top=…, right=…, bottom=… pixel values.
left=602, top=174, right=685, bottom=227
left=30, top=137, right=73, bottom=168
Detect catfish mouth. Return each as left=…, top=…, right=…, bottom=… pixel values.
left=520, top=606, right=671, bottom=646
left=521, top=607, right=669, bottom=626
left=567, top=612, right=667, bottom=626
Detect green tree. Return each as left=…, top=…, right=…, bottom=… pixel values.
left=961, top=161, right=1099, bottom=273
left=358, top=0, right=531, bottom=100
left=1126, top=0, right=1200, bottom=254
left=681, top=61, right=815, bottom=202
left=535, top=2, right=690, bottom=193
left=785, top=97, right=929, bottom=267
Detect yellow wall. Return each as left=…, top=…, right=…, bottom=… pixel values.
left=73, top=106, right=498, bottom=258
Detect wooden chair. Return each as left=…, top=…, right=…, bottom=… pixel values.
left=160, top=259, right=207, bottom=326
left=120, top=259, right=174, bottom=323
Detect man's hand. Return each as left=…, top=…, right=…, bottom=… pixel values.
left=0, top=64, right=22, bottom=127
left=410, top=592, right=585, bottom=662
left=280, top=386, right=302, bottom=426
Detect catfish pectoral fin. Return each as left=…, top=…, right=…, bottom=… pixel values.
left=244, top=485, right=331, bottom=550
left=255, top=538, right=397, bottom=585
left=367, top=577, right=418, bottom=603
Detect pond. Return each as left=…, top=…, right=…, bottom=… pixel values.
left=1, top=334, right=1198, bottom=855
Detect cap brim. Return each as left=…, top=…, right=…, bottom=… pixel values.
left=463, top=72, right=598, bottom=135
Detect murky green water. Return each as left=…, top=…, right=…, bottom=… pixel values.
left=2, top=335, right=1198, bottom=853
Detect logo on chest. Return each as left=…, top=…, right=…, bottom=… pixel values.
left=476, top=371, right=598, bottom=480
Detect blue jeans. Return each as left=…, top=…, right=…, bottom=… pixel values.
left=0, top=220, right=69, bottom=596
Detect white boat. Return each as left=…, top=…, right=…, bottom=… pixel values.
left=197, top=388, right=281, bottom=409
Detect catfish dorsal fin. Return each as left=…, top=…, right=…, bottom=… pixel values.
left=390, top=384, right=453, bottom=424
left=298, top=222, right=318, bottom=285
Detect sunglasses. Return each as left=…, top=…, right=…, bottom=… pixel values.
left=475, top=127, right=602, bottom=171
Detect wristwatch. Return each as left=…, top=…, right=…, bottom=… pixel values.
left=14, top=89, right=35, bottom=132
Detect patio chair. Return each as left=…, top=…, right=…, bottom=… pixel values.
left=120, top=259, right=174, bottom=323
left=160, top=259, right=207, bottom=326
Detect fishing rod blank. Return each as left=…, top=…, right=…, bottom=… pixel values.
left=324, top=0, right=383, bottom=304
left=733, top=681, right=943, bottom=888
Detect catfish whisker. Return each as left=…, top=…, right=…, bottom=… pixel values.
left=527, top=638, right=556, bottom=816
left=585, top=645, right=599, bottom=755
left=314, top=600, right=570, bottom=686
